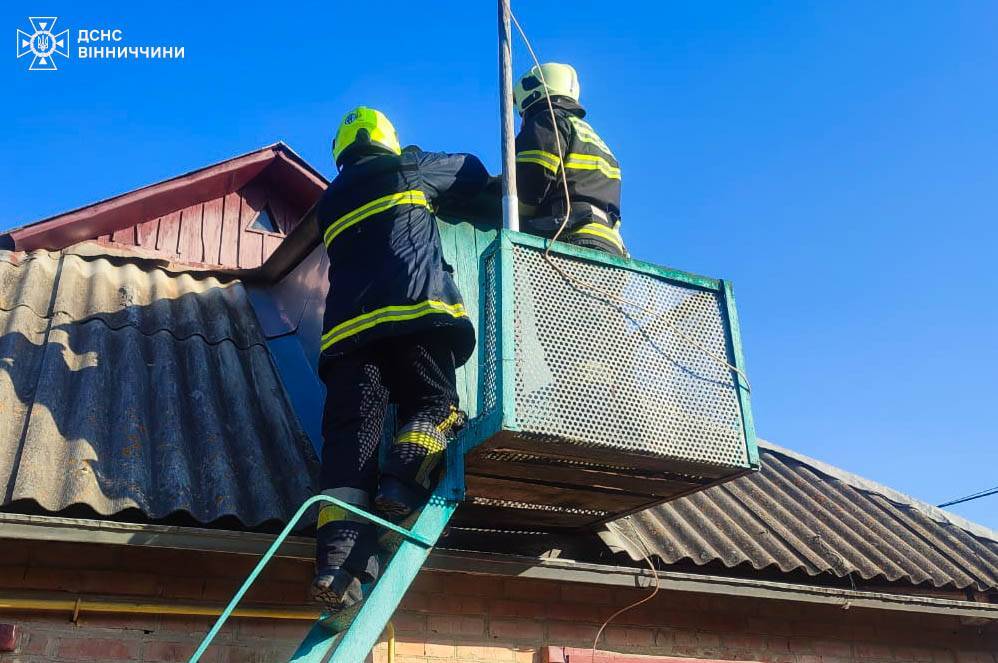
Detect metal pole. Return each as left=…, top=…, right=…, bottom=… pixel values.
left=498, top=0, right=520, bottom=232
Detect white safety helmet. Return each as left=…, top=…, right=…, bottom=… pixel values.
left=513, top=62, right=581, bottom=115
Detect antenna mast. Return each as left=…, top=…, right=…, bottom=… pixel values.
left=498, top=0, right=519, bottom=231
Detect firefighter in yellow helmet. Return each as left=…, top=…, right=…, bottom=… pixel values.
left=311, top=107, right=489, bottom=611
left=513, top=63, right=626, bottom=257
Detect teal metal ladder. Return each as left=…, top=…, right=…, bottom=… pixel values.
left=189, top=440, right=466, bottom=663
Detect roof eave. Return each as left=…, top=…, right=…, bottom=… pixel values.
left=0, top=512, right=994, bottom=621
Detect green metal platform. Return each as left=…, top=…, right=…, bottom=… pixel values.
left=442, top=227, right=758, bottom=530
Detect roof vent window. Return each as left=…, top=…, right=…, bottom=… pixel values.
left=249, top=206, right=280, bottom=233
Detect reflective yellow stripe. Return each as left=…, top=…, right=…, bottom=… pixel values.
left=516, top=156, right=559, bottom=173
left=401, top=432, right=445, bottom=486
left=516, top=149, right=561, bottom=174
left=396, top=429, right=446, bottom=488
left=568, top=117, right=614, bottom=157
left=321, top=300, right=467, bottom=352
left=568, top=222, right=625, bottom=253
left=564, top=153, right=621, bottom=180
left=436, top=407, right=460, bottom=433
left=396, top=431, right=446, bottom=454
left=317, top=504, right=366, bottom=528
left=323, top=190, right=430, bottom=247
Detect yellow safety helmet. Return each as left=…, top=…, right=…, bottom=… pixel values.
left=332, top=106, right=402, bottom=167
left=513, top=62, right=580, bottom=115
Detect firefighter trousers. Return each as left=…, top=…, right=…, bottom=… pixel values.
left=314, top=331, right=461, bottom=577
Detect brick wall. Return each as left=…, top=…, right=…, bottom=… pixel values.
left=388, top=573, right=997, bottom=663
left=0, top=541, right=995, bottom=662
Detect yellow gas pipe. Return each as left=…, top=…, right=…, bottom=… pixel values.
left=3, top=595, right=398, bottom=660
left=0, top=594, right=318, bottom=621
left=2, top=595, right=397, bottom=660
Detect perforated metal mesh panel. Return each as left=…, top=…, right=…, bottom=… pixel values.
left=510, top=245, right=747, bottom=467
left=480, top=249, right=500, bottom=415
left=468, top=496, right=608, bottom=518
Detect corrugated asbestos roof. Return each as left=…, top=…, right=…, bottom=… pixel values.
left=604, top=443, right=998, bottom=592
left=0, top=249, right=318, bottom=526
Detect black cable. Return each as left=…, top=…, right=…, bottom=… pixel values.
left=937, top=485, right=998, bottom=508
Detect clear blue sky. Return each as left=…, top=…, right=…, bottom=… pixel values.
left=3, top=1, right=996, bottom=529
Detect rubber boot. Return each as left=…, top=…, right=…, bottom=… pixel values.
left=375, top=475, right=429, bottom=522
left=376, top=485, right=423, bottom=555
left=309, top=521, right=379, bottom=612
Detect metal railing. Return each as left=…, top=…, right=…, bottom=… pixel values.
left=188, top=494, right=433, bottom=662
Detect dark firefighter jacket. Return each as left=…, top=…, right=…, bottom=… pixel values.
left=316, top=150, right=489, bottom=367
left=515, top=98, right=626, bottom=256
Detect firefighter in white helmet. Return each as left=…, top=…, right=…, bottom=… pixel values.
left=512, top=62, right=626, bottom=257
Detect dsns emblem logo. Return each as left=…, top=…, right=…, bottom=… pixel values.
left=16, top=17, right=69, bottom=71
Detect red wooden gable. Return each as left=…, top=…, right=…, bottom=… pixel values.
left=96, top=180, right=298, bottom=269
left=5, top=143, right=327, bottom=270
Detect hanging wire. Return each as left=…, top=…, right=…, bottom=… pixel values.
left=938, top=485, right=998, bottom=508
left=508, top=12, right=752, bottom=393
left=588, top=525, right=661, bottom=662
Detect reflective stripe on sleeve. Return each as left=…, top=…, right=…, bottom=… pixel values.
left=321, top=300, right=468, bottom=352
left=323, top=190, right=430, bottom=247
left=515, top=149, right=562, bottom=174
left=564, top=153, right=621, bottom=180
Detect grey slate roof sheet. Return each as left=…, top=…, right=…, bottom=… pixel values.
left=0, top=306, right=49, bottom=489
left=0, top=249, right=318, bottom=526
left=0, top=250, right=57, bottom=314
left=605, top=444, right=998, bottom=592
left=51, top=255, right=265, bottom=348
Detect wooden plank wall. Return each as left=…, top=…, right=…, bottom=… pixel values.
left=439, top=219, right=499, bottom=421
left=94, top=181, right=303, bottom=269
